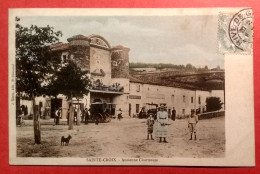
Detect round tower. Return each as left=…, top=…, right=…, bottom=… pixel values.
left=111, top=45, right=130, bottom=116
left=111, top=45, right=130, bottom=79
left=67, top=35, right=91, bottom=72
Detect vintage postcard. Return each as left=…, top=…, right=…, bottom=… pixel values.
left=8, top=8, right=254, bottom=166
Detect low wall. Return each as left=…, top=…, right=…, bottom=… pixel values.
left=176, top=110, right=225, bottom=120
left=198, top=110, right=225, bottom=120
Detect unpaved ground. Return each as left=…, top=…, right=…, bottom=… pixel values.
left=16, top=116, right=225, bottom=158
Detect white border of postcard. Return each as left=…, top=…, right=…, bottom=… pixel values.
left=8, top=8, right=255, bottom=166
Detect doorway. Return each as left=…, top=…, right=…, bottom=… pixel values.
left=51, top=99, right=62, bottom=118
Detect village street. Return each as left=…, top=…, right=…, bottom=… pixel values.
left=16, top=116, right=225, bottom=158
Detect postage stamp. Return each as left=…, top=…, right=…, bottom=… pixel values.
left=8, top=8, right=255, bottom=166
left=218, top=8, right=253, bottom=54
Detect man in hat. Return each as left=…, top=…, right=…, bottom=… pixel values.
left=156, top=105, right=169, bottom=143
left=188, top=109, right=199, bottom=140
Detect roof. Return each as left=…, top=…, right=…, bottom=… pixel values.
left=129, top=71, right=225, bottom=91
left=50, top=42, right=69, bottom=51
left=129, top=75, right=145, bottom=84
left=111, top=45, right=130, bottom=51
left=67, top=34, right=90, bottom=42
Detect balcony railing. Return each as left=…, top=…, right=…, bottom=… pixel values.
left=90, top=83, right=124, bottom=93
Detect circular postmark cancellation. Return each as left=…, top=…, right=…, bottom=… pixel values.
left=228, top=8, right=253, bottom=51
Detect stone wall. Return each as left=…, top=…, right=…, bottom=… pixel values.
left=67, top=35, right=91, bottom=72
left=111, top=47, right=130, bottom=79
left=89, top=47, right=112, bottom=85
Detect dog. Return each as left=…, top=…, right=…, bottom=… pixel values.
left=61, top=135, right=72, bottom=146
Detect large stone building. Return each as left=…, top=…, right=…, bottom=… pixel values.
left=20, top=34, right=224, bottom=119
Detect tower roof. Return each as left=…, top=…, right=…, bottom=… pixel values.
left=50, top=42, right=69, bottom=51
left=67, top=34, right=90, bottom=42
left=111, top=45, right=130, bottom=51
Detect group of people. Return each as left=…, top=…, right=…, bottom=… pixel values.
left=146, top=106, right=199, bottom=143
left=55, top=107, right=92, bottom=125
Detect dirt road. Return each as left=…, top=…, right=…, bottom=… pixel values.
left=16, top=116, right=225, bottom=158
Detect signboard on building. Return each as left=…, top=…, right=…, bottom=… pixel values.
left=129, top=95, right=141, bottom=99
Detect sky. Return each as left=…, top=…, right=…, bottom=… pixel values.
left=19, top=15, right=224, bottom=69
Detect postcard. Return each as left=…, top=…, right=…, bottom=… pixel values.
left=8, top=8, right=254, bottom=166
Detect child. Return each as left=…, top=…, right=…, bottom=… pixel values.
left=117, top=108, right=123, bottom=121
left=146, top=114, right=155, bottom=140
left=188, top=109, right=199, bottom=140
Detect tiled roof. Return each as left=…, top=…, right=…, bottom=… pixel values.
left=129, top=75, right=145, bottom=83
left=50, top=42, right=69, bottom=51
left=111, top=45, right=130, bottom=51
left=67, top=34, right=90, bottom=42
left=129, top=71, right=224, bottom=91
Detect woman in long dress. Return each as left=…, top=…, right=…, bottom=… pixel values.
left=156, top=106, right=169, bottom=143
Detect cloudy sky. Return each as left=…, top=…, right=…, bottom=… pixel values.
left=19, top=15, right=224, bottom=68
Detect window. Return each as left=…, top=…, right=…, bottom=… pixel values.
left=191, top=97, right=194, bottom=103
left=136, top=104, right=140, bottom=113
left=129, top=104, right=131, bottom=116
left=136, top=84, right=140, bottom=92
left=198, top=96, right=201, bottom=104
left=171, top=95, right=175, bottom=104
left=182, top=109, right=185, bottom=115
left=62, top=55, right=67, bottom=63
left=183, top=95, right=186, bottom=103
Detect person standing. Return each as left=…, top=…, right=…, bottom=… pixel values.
left=55, top=107, right=61, bottom=125
left=171, top=107, right=176, bottom=121
left=146, top=114, right=155, bottom=140
left=156, top=105, right=169, bottom=143
left=188, top=109, right=199, bottom=140
left=74, top=107, right=77, bottom=125
left=118, top=108, right=123, bottom=121
left=84, top=108, right=89, bottom=125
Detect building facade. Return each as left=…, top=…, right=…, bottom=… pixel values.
left=21, top=34, right=225, bottom=119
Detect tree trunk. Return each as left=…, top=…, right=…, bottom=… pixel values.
left=32, top=94, right=41, bottom=144
left=77, top=106, right=80, bottom=125
left=68, top=104, right=74, bottom=130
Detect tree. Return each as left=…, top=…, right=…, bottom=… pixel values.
left=16, top=17, right=62, bottom=144
left=186, top=63, right=193, bottom=70
left=48, top=60, right=91, bottom=130
left=206, top=97, right=223, bottom=112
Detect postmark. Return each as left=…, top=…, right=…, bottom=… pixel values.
left=218, top=8, right=253, bottom=54
left=228, top=8, right=253, bottom=51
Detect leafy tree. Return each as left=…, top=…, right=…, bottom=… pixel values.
left=16, top=17, right=62, bottom=144
left=185, top=63, right=193, bottom=70
left=48, top=60, right=91, bottom=129
left=206, top=97, right=223, bottom=112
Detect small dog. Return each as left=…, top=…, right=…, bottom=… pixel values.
left=61, top=135, right=72, bottom=146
